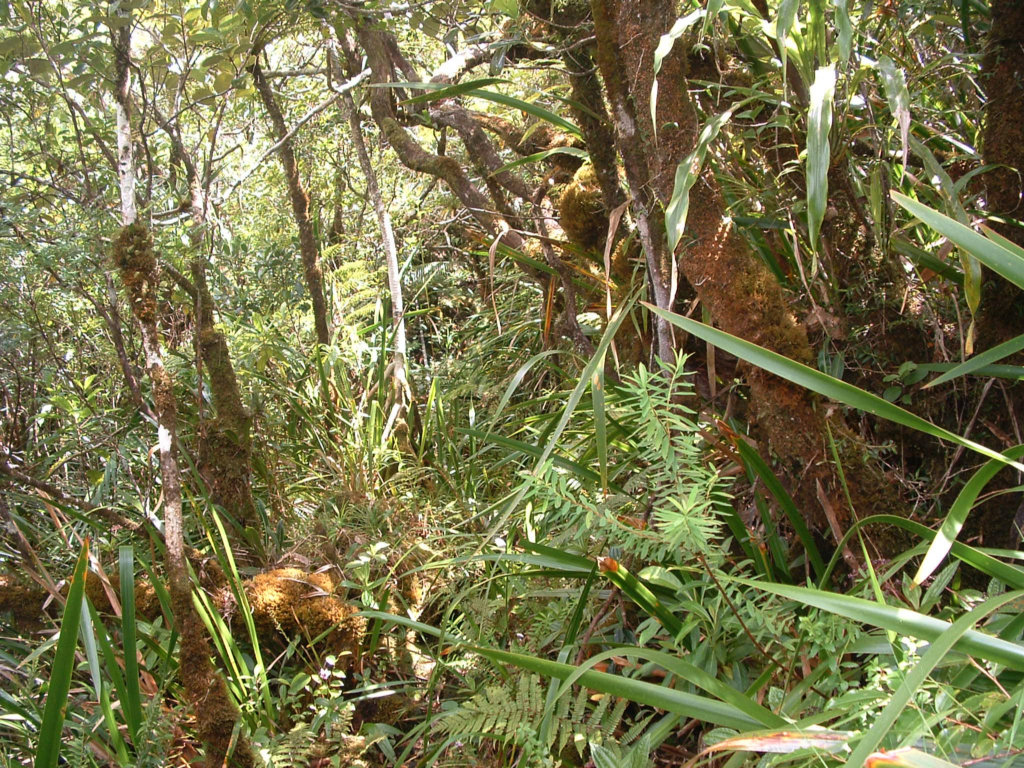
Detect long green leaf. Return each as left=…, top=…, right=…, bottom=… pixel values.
left=912, top=445, right=1024, bottom=586
left=877, top=57, right=910, bottom=172
left=734, top=440, right=826, bottom=580
left=776, top=0, right=799, bottom=86
left=891, top=237, right=964, bottom=286
left=592, top=367, right=608, bottom=491
left=35, top=539, right=90, bottom=768
left=397, top=77, right=507, bottom=104
left=490, top=146, right=588, bottom=177
left=646, top=306, right=1024, bottom=472
left=83, top=603, right=131, bottom=765
left=599, top=557, right=684, bottom=638
left=733, top=578, right=1024, bottom=670
left=118, top=546, right=142, bottom=743
left=806, top=65, right=835, bottom=249
left=577, top=648, right=788, bottom=728
left=892, top=191, right=1024, bottom=291
left=651, top=9, right=705, bottom=139
left=360, top=611, right=764, bottom=730
left=472, top=645, right=764, bottom=731
left=924, top=334, right=1024, bottom=388
left=834, top=0, right=852, bottom=65
left=666, top=109, right=735, bottom=253
left=848, top=591, right=1024, bottom=765
left=838, top=514, right=1024, bottom=590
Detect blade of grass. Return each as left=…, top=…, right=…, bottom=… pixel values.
left=923, top=334, right=1024, bottom=389
left=807, top=65, right=836, bottom=250
left=666, top=108, right=736, bottom=253
left=864, top=748, right=961, bottom=768
left=848, top=591, right=1024, bottom=765
left=592, top=367, right=608, bottom=491
left=390, top=79, right=582, bottom=138
left=913, top=445, right=1024, bottom=586
left=598, top=556, right=684, bottom=638
left=647, top=306, right=1024, bottom=473
left=35, top=539, right=89, bottom=768
left=473, top=645, right=764, bottom=731
left=118, top=546, right=142, bottom=743
left=733, top=577, right=1024, bottom=669
left=490, top=146, right=589, bottom=176
left=892, top=192, right=1024, bottom=291
left=84, top=600, right=133, bottom=761
left=549, top=647, right=788, bottom=728
left=734, top=440, right=826, bottom=580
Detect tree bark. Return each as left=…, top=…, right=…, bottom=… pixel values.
left=979, top=0, right=1024, bottom=344
left=109, top=15, right=255, bottom=766
left=250, top=60, right=331, bottom=346
left=590, top=0, right=899, bottom=538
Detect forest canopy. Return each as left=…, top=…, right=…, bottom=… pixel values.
left=2, top=0, right=1024, bottom=766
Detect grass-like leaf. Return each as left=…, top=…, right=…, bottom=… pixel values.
left=892, top=191, right=1024, bottom=291
left=118, top=546, right=142, bottom=743
left=389, top=79, right=583, bottom=138
left=847, top=591, right=1024, bottom=765
left=733, top=578, right=1024, bottom=670
left=666, top=109, right=735, bottom=253
left=35, top=539, right=89, bottom=768
left=806, top=65, right=835, bottom=249
left=646, top=306, right=1024, bottom=472
left=923, top=334, right=1024, bottom=389
left=733, top=440, right=826, bottom=581
left=864, top=747, right=961, bottom=768
left=912, top=445, right=1024, bottom=586
left=490, top=146, right=588, bottom=176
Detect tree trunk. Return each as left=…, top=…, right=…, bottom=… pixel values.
left=152, top=105, right=259, bottom=532
left=109, top=15, right=255, bottom=766
left=250, top=60, right=331, bottom=346
left=590, top=0, right=901, bottom=540
left=979, top=1, right=1024, bottom=344
left=340, top=83, right=416, bottom=449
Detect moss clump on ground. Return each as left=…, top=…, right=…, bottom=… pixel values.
left=0, top=574, right=48, bottom=629
left=83, top=570, right=162, bottom=620
left=244, top=568, right=364, bottom=663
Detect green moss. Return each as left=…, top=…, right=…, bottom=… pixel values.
left=558, top=164, right=607, bottom=252
left=112, top=223, right=159, bottom=324
left=244, top=568, right=364, bottom=662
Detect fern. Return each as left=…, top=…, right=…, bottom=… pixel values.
left=438, top=674, right=641, bottom=764
left=267, top=723, right=317, bottom=768
left=519, top=353, right=731, bottom=565
left=324, top=247, right=385, bottom=332
left=265, top=699, right=355, bottom=768
left=593, top=354, right=731, bottom=563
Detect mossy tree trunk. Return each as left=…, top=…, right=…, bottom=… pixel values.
left=152, top=105, right=258, bottom=532
left=979, top=0, right=1024, bottom=344
left=589, top=0, right=900, bottom=540
left=250, top=59, right=331, bottom=347
left=109, top=14, right=255, bottom=766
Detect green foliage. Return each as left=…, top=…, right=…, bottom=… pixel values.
left=4, top=0, right=1024, bottom=766
left=522, top=353, right=729, bottom=564
left=437, top=674, right=641, bottom=765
